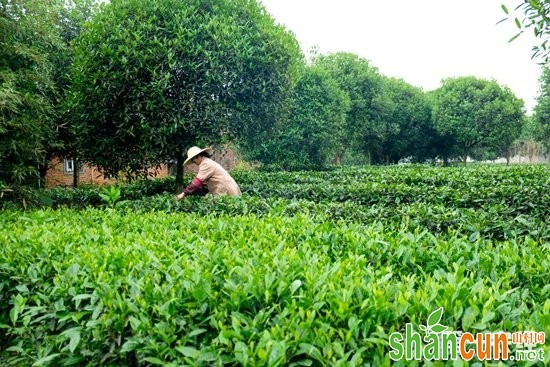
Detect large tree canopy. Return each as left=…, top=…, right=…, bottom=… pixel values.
left=287, top=66, right=350, bottom=168
left=70, top=0, right=301, bottom=189
left=378, top=77, right=434, bottom=164
left=256, top=64, right=350, bottom=169
left=312, top=52, right=383, bottom=164
left=432, top=76, right=524, bottom=163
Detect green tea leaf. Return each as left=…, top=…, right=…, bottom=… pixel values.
left=143, top=357, right=165, bottom=365
left=176, top=346, right=199, bottom=358
left=32, top=354, right=62, bottom=366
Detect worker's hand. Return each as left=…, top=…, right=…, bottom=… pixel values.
left=175, top=192, right=185, bottom=200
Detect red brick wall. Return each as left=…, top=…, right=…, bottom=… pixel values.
left=45, top=157, right=169, bottom=188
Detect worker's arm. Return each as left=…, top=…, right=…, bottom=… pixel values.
left=176, top=177, right=205, bottom=199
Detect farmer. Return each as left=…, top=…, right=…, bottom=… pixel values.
left=176, top=146, right=241, bottom=199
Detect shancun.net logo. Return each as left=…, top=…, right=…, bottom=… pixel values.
left=389, top=307, right=546, bottom=362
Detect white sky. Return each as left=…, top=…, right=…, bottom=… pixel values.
left=260, top=0, right=543, bottom=114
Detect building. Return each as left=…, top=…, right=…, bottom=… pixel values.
left=44, top=156, right=169, bottom=188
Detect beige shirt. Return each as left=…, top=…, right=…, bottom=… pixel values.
left=196, top=157, right=241, bottom=196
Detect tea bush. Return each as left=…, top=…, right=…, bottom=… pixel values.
left=1, top=210, right=549, bottom=366
left=1, top=164, right=549, bottom=366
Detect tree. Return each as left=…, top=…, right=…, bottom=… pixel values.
left=313, top=52, right=383, bottom=164
left=501, top=0, right=550, bottom=62
left=485, top=90, right=525, bottom=163
left=43, top=0, right=100, bottom=188
left=514, top=116, right=546, bottom=162
left=432, top=76, right=524, bottom=164
left=533, top=65, right=550, bottom=151
left=70, top=0, right=301, bottom=192
left=259, top=64, right=350, bottom=169
left=0, top=0, right=99, bottom=190
left=0, top=0, right=61, bottom=187
left=424, top=90, right=459, bottom=165
left=377, top=77, right=434, bottom=163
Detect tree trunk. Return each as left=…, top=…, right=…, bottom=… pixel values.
left=73, top=160, right=80, bottom=188
left=38, top=164, right=49, bottom=189
left=175, top=151, right=185, bottom=194
left=334, top=151, right=342, bottom=165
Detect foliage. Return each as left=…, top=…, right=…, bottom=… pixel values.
left=43, top=0, right=100, bottom=172
left=70, top=0, right=301, bottom=189
left=256, top=64, right=350, bottom=169
left=1, top=195, right=549, bottom=365
left=511, top=115, right=548, bottom=162
left=0, top=0, right=99, bottom=189
left=501, top=0, right=550, bottom=62
left=4, top=165, right=549, bottom=241
left=1, top=165, right=549, bottom=365
left=0, top=0, right=60, bottom=186
left=533, top=65, right=550, bottom=150
left=432, top=76, right=524, bottom=163
left=312, top=52, right=384, bottom=164
left=98, top=186, right=125, bottom=208
left=377, top=77, right=434, bottom=163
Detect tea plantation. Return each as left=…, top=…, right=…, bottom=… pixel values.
left=1, top=164, right=549, bottom=366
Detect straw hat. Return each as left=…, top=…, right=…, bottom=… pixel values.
left=184, top=146, right=213, bottom=165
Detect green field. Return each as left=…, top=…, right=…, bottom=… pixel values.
left=1, top=165, right=549, bottom=366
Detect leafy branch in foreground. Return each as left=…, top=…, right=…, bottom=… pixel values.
left=500, top=1, right=550, bottom=63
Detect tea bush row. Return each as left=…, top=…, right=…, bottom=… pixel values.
left=2, top=165, right=548, bottom=221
